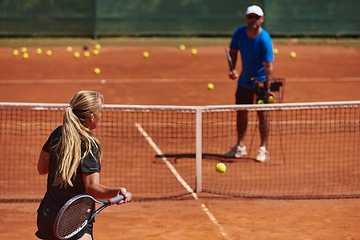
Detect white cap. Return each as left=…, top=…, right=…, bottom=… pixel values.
left=246, top=5, right=264, bottom=17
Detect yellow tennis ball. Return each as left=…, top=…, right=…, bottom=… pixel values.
left=179, top=45, right=186, bottom=51
left=143, top=52, right=149, bottom=58
left=290, top=52, right=296, bottom=58
left=21, top=47, right=27, bottom=53
left=257, top=99, right=264, bottom=104
left=93, top=49, right=99, bottom=55
left=46, top=50, right=52, bottom=56
left=207, top=83, right=214, bottom=90
left=36, top=48, right=42, bottom=54
left=13, top=50, right=19, bottom=56
left=74, top=52, right=80, bottom=58
left=216, top=163, right=226, bottom=174
left=84, top=51, right=90, bottom=57
left=273, top=48, right=279, bottom=55
left=268, top=96, right=275, bottom=104
left=94, top=68, right=100, bottom=74
left=95, top=44, right=101, bottom=50
left=191, top=49, right=197, bottom=55
left=66, top=46, right=72, bottom=52
left=22, top=53, right=29, bottom=59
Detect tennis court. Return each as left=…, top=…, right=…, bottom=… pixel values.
left=1, top=39, right=360, bottom=239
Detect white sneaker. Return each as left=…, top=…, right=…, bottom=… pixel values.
left=224, top=144, right=247, bottom=158
left=256, top=147, right=269, bottom=162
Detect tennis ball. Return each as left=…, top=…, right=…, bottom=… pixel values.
left=36, top=48, right=42, bottom=54
left=273, top=48, right=279, bottom=55
left=191, top=49, right=197, bottom=55
left=94, top=68, right=100, bottom=74
left=93, top=49, right=99, bottom=55
left=207, top=83, right=214, bottom=90
left=46, top=50, right=52, bottom=56
left=143, top=52, right=149, bottom=58
left=22, top=53, right=29, bottom=59
left=179, top=45, right=186, bottom=51
left=74, top=52, right=80, bottom=58
left=66, top=46, right=72, bottom=52
left=216, top=163, right=226, bottom=174
left=13, top=50, right=19, bottom=56
left=84, top=51, right=90, bottom=57
left=257, top=99, right=264, bottom=104
left=290, top=52, right=296, bottom=58
left=21, top=47, right=27, bottom=53
left=95, top=44, right=101, bottom=50
left=268, top=96, right=275, bottom=104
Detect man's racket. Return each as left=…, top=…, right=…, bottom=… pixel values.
left=225, top=47, right=234, bottom=71
left=54, top=193, right=130, bottom=239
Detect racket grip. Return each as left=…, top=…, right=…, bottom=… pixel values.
left=109, top=191, right=131, bottom=205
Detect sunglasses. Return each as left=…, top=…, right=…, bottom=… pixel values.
left=247, top=15, right=261, bottom=20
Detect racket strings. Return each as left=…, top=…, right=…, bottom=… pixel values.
left=57, top=197, right=94, bottom=238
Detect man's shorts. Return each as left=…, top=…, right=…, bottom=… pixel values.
left=235, top=85, right=255, bottom=104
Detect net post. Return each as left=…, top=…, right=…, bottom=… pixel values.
left=196, top=106, right=202, bottom=193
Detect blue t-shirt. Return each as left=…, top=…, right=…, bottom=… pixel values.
left=229, top=26, right=274, bottom=89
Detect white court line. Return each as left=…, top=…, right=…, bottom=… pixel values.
left=1, top=77, right=360, bottom=84
left=134, top=122, right=230, bottom=240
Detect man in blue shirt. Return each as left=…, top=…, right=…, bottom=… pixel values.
left=224, top=5, right=274, bottom=162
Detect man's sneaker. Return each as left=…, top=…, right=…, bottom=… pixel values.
left=224, top=145, right=247, bottom=158
left=256, top=146, right=268, bottom=162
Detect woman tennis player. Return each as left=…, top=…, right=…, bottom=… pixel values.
left=36, top=90, right=132, bottom=240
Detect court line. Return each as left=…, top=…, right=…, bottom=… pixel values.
left=1, top=77, right=360, bottom=84
left=134, top=122, right=230, bottom=240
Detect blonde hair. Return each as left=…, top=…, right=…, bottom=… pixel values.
left=53, top=90, right=103, bottom=188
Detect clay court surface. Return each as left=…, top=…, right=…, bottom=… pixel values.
left=1, top=40, right=360, bottom=239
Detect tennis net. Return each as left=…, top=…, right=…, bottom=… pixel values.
left=1, top=101, right=359, bottom=202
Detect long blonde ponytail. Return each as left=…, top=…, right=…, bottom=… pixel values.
left=53, top=91, right=103, bottom=188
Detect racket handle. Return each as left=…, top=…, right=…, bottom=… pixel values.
left=109, top=191, right=131, bottom=205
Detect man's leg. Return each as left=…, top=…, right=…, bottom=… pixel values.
left=237, top=110, right=248, bottom=147
left=256, top=110, right=269, bottom=162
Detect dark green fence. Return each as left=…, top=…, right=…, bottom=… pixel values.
left=0, top=0, right=359, bottom=38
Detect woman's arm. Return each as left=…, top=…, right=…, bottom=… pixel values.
left=83, top=172, right=131, bottom=203
left=37, top=150, right=50, bottom=175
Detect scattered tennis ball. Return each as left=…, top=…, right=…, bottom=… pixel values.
left=46, top=50, right=52, bottom=56
left=84, top=51, right=90, bottom=57
left=179, top=45, right=186, bottom=51
left=143, top=52, right=149, bottom=58
left=36, top=48, right=42, bottom=54
left=74, top=52, right=80, bottom=58
left=290, top=52, right=296, bottom=58
left=257, top=99, right=264, bottom=104
left=13, top=50, right=19, bottom=56
left=93, top=49, right=99, bottom=55
left=23, top=53, right=29, bottom=59
left=207, top=83, right=214, bottom=90
left=94, top=68, right=100, bottom=74
left=95, top=44, right=101, bottom=50
left=191, top=49, right=197, bottom=55
left=21, top=47, right=27, bottom=53
left=66, top=46, right=72, bottom=52
left=273, top=48, right=279, bottom=54
left=268, top=96, right=275, bottom=104
left=216, top=163, right=226, bottom=174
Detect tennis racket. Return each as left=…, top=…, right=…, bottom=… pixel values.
left=225, top=47, right=234, bottom=71
left=54, top=192, right=130, bottom=239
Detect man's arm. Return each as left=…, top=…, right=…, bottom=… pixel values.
left=229, top=49, right=239, bottom=79
left=264, top=61, right=274, bottom=94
